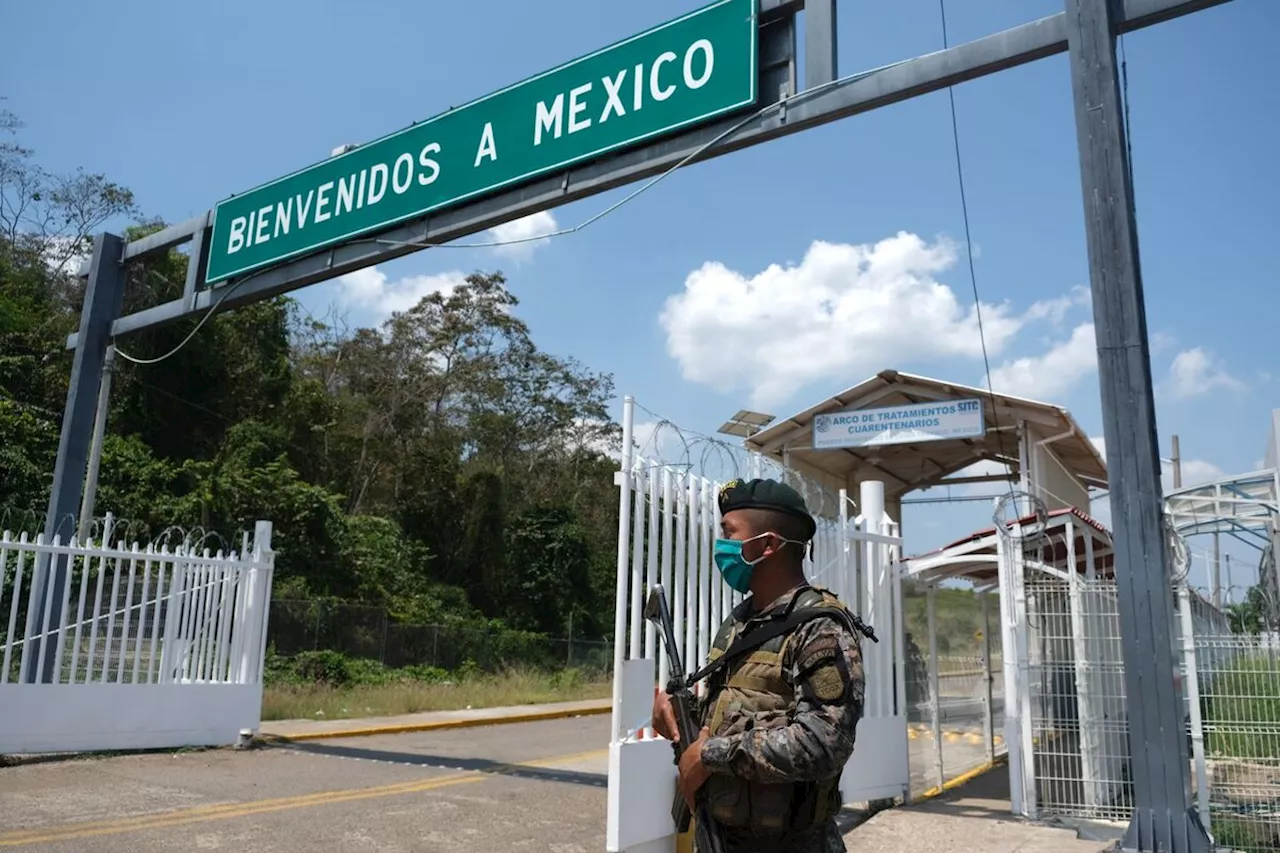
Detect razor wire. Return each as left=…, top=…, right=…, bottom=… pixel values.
left=629, top=402, right=843, bottom=522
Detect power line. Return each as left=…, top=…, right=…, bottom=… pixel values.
left=103, top=56, right=913, bottom=368
left=938, top=0, right=1024, bottom=527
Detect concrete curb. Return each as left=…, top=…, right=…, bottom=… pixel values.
left=915, top=753, right=1009, bottom=802
left=257, top=700, right=613, bottom=744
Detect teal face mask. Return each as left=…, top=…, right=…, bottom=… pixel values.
left=714, top=533, right=806, bottom=594
left=712, top=537, right=760, bottom=593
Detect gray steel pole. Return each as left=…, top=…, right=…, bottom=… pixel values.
left=77, top=344, right=116, bottom=541
left=1171, top=434, right=1182, bottom=489
left=24, top=233, right=125, bottom=684
left=1212, top=532, right=1221, bottom=609
left=1063, top=1, right=1209, bottom=849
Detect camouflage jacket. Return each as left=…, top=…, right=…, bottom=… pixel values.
left=697, top=583, right=867, bottom=784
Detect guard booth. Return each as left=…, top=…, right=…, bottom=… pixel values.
left=605, top=370, right=1107, bottom=853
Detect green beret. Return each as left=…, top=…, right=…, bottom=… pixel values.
left=717, top=478, right=817, bottom=540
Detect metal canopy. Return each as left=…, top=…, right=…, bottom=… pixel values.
left=904, top=507, right=1115, bottom=587
left=741, top=369, right=1108, bottom=503
left=1164, top=468, right=1278, bottom=541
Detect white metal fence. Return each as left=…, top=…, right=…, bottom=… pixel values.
left=605, top=398, right=908, bottom=853
left=1191, top=631, right=1280, bottom=852
left=0, top=517, right=275, bottom=754
left=1014, top=571, right=1280, bottom=852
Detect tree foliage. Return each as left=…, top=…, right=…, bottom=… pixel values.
left=1225, top=584, right=1273, bottom=635
left=0, top=109, right=623, bottom=643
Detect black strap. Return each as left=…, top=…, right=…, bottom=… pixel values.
left=687, top=600, right=875, bottom=687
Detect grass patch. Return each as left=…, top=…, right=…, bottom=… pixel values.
left=262, top=665, right=611, bottom=722
left=1203, top=652, right=1280, bottom=761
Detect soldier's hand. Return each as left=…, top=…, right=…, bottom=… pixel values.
left=678, top=727, right=712, bottom=811
left=652, top=688, right=679, bottom=741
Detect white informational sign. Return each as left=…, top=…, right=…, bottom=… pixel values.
left=812, top=398, right=985, bottom=449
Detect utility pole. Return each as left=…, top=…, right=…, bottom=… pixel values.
left=77, top=345, right=116, bottom=541
left=1064, top=0, right=1209, bottom=850
left=1171, top=434, right=1182, bottom=490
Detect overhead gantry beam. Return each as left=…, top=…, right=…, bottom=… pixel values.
left=69, top=0, right=1233, bottom=350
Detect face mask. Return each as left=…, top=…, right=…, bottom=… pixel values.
left=713, top=533, right=804, bottom=594
left=712, top=538, right=762, bottom=593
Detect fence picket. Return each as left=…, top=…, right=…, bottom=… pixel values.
left=0, top=520, right=276, bottom=754
left=1, top=532, right=22, bottom=683
left=132, top=547, right=153, bottom=684
left=146, top=547, right=166, bottom=684
left=116, top=547, right=139, bottom=683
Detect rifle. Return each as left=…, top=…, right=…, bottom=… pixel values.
left=644, top=584, right=726, bottom=853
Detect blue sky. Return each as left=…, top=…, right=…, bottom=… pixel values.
left=4, top=0, right=1276, bottom=593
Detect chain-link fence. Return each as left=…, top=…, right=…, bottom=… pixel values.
left=267, top=599, right=613, bottom=676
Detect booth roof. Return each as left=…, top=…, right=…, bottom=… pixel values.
left=743, top=369, right=1108, bottom=503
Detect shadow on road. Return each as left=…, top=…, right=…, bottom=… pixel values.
left=273, top=741, right=608, bottom=789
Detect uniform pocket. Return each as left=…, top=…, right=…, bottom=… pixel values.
left=703, top=774, right=750, bottom=826
left=745, top=782, right=792, bottom=833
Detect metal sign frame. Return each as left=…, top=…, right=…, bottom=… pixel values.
left=205, top=0, right=760, bottom=284
left=38, top=2, right=1238, bottom=850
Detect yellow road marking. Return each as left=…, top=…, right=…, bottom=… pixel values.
left=0, top=747, right=607, bottom=847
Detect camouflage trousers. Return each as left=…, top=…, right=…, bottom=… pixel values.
left=693, top=819, right=846, bottom=853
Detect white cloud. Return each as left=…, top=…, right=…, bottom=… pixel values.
left=659, top=232, right=1029, bottom=410
left=336, top=266, right=464, bottom=318
left=1165, top=348, right=1245, bottom=399
left=484, top=211, right=560, bottom=262
left=986, top=323, right=1098, bottom=401
left=1151, top=330, right=1178, bottom=356
left=1021, top=285, right=1091, bottom=326
left=1176, top=458, right=1228, bottom=489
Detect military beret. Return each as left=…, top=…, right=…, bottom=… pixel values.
left=717, top=478, right=817, bottom=540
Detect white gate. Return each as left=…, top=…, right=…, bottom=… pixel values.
left=605, top=398, right=907, bottom=853
left=0, top=517, right=275, bottom=754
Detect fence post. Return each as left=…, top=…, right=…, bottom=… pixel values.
left=1012, top=522, right=1037, bottom=820
left=927, top=582, right=943, bottom=790
left=160, top=545, right=186, bottom=684
left=610, top=395, right=636, bottom=744
left=980, top=591, right=995, bottom=764
left=1067, top=525, right=1099, bottom=811
left=237, top=521, right=273, bottom=685
left=1177, top=584, right=1212, bottom=834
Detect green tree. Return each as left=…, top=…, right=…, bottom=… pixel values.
left=0, top=110, right=628, bottom=647
left=503, top=505, right=593, bottom=636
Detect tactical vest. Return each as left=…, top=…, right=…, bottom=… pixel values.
left=696, top=585, right=855, bottom=834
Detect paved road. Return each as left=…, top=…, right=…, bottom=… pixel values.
left=0, top=713, right=1003, bottom=852
left=0, top=716, right=611, bottom=853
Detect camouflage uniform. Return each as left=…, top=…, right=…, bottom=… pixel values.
left=694, top=583, right=866, bottom=853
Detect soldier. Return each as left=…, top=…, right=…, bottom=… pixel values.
left=652, top=478, right=870, bottom=853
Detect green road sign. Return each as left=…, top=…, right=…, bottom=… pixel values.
left=205, top=0, right=758, bottom=284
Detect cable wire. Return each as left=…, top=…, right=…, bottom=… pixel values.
left=112, top=272, right=254, bottom=366
left=938, top=0, right=1026, bottom=535
left=105, top=54, right=912, bottom=367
